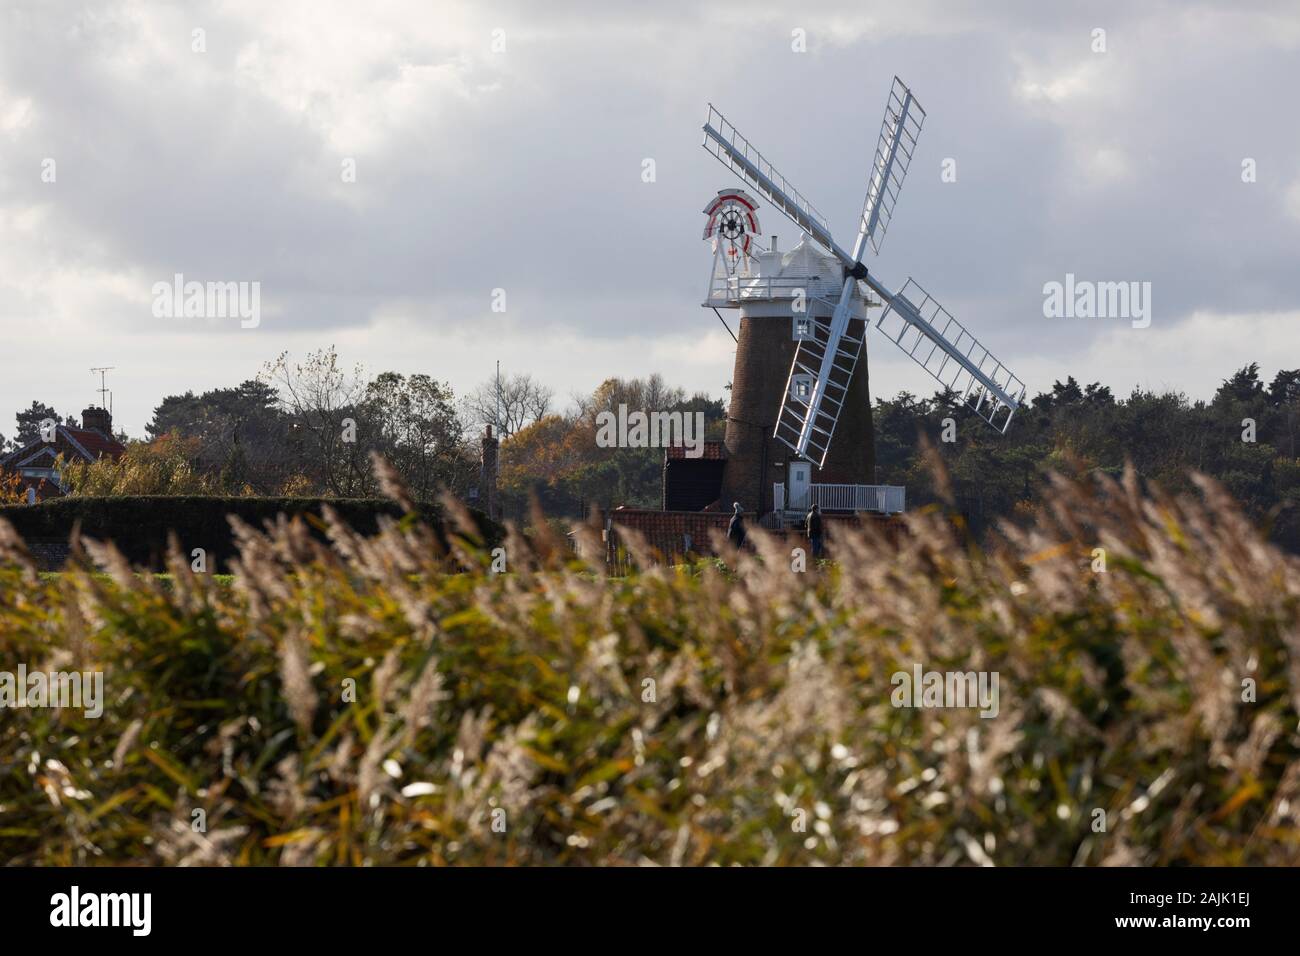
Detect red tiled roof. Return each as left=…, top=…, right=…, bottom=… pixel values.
left=64, top=427, right=126, bottom=461
left=665, top=441, right=726, bottom=461
left=0, top=426, right=125, bottom=470
left=609, top=509, right=731, bottom=538
left=606, top=510, right=729, bottom=568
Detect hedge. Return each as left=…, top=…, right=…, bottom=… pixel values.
left=0, top=496, right=503, bottom=572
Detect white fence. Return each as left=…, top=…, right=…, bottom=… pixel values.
left=775, top=481, right=905, bottom=514
left=812, top=483, right=905, bottom=513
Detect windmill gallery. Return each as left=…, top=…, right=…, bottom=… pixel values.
left=606, top=77, right=1026, bottom=559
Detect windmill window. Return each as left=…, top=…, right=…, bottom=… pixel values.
left=792, top=316, right=812, bottom=340
left=790, top=374, right=814, bottom=402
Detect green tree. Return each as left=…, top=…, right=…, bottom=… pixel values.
left=362, top=372, right=473, bottom=500
left=11, top=401, right=77, bottom=449
left=146, top=380, right=290, bottom=493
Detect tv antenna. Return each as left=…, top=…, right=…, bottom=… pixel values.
left=90, top=367, right=115, bottom=414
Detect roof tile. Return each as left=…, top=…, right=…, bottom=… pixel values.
left=665, top=441, right=726, bottom=461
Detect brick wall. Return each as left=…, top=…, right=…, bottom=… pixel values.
left=606, top=508, right=903, bottom=573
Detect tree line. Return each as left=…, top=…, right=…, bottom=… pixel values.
left=6, top=355, right=1298, bottom=550
left=875, top=364, right=1300, bottom=550
left=3, top=348, right=552, bottom=503
left=2, top=349, right=726, bottom=519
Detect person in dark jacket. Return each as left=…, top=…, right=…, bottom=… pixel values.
left=727, top=502, right=746, bottom=549
left=805, top=503, right=823, bottom=559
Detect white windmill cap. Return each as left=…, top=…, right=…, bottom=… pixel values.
left=776, top=232, right=839, bottom=282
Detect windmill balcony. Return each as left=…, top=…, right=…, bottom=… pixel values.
left=705, top=273, right=843, bottom=308
left=773, top=482, right=905, bottom=516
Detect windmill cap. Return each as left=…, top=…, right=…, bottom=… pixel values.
left=774, top=232, right=840, bottom=280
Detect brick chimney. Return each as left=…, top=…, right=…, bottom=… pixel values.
left=81, top=405, right=112, bottom=437
left=479, top=424, right=499, bottom=519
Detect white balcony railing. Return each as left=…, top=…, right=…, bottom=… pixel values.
left=706, top=273, right=843, bottom=308
left=775, top=482, right=905, bottom=514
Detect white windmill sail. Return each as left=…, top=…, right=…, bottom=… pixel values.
left=860, top=77, right=925, bottom=255
left=772, top=305, right=865, bottom=466
left=772, top=215, right=870, bottom=465
left=875, top=279, right=1026, bottom=432
left=702, top=105, right=837, bottom=253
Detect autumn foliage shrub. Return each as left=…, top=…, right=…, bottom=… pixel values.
left=1, top=462, right=1297, bottom=865
left=60, top=433, right=223, bottom=496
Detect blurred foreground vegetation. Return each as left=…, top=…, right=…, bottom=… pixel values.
left=1, top=462, right=1298, bottom=865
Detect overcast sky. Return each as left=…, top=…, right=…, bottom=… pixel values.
left=2, top=0, right=1299, bottom=437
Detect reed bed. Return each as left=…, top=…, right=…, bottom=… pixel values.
left=1, top=462, right=1297, bottom=866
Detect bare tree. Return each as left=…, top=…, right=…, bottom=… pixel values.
left=462, top=371, right=553, bottom=438
left=573, top=373, right=685, bottom=424
left=261, top=347, right=371, bottom=496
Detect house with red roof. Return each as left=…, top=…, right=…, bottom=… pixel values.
left=0, top=406, right=126, bottom=502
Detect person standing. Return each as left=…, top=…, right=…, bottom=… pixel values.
left=805, top=503, right=823, bottom=559
left=727, top=502, right=746, bottom=550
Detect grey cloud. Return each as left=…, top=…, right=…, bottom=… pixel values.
left=2, top=0, right=1298, bottom=435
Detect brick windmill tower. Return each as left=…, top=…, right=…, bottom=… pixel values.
left=702, top=77, right=1026, bottom=521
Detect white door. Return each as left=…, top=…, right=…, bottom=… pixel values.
left=788, top=462, right=811, bottom=510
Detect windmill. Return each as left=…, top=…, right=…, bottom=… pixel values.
left=701, top=78, right=1026, bottom=516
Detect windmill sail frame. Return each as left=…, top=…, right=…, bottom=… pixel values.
left=861, top=76, right=925, bottom=255
left=876, top=279, right=1026, bottom=432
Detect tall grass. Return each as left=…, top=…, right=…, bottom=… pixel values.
left=1, top=461, right=1297, bottom=865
